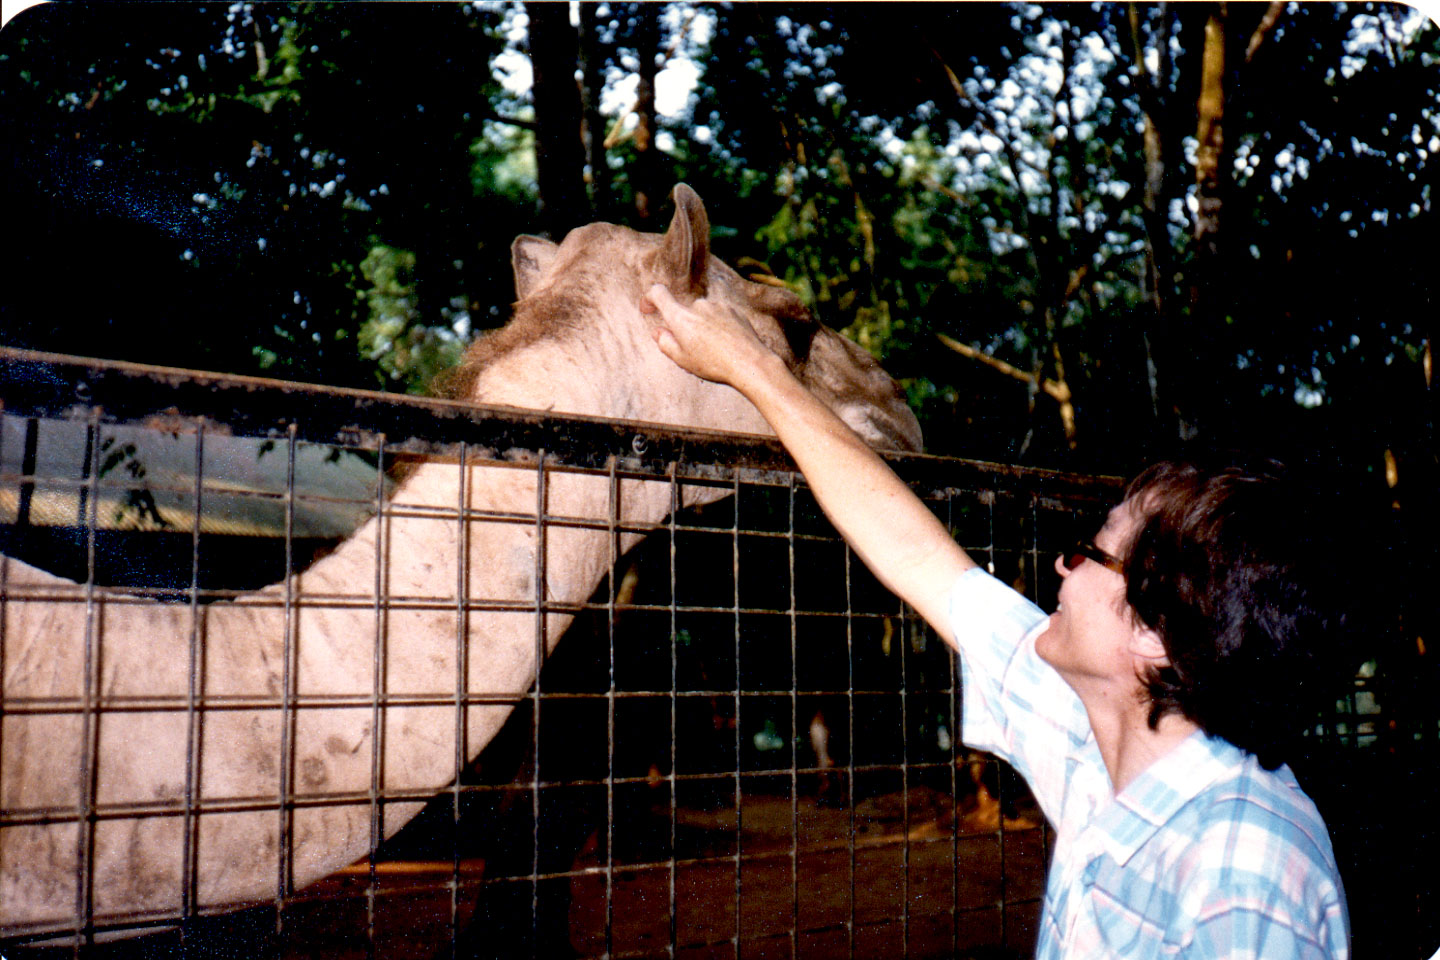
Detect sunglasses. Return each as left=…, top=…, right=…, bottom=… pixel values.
left=1063, top=539, right=1125, bottom=575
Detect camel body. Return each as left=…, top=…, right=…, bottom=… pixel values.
left=0, top=186, right=922, bottom=934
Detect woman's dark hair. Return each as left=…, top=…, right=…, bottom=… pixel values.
left=1122, top=457, right=1350, bottom=769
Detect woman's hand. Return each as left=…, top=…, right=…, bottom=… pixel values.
left=642, top=288, right=973, bottom=638
left=643, top=284, right=774, bottom=388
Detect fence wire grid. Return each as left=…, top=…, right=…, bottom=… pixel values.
left=0, top=350, right=1434, bottom=960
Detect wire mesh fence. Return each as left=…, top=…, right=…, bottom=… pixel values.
left=1, top=349, right=1435, bottom=959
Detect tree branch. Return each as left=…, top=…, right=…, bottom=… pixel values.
left=1126, top=4, right=1162, bottom=119
left=601, top=7, right=696, bottom=150
left=938, top=333, right=1032, bottom=383
left=920, top=175, right=964, bottom=203
left=476, top=107, right=537, bottom=131
left=1124, top=3, right=1181, bottom=434
left=937, top=333, right=1071, bottom=405
left=747, top=274, right=795, bottom=290
left=1245, top=1, right=1287, bottom=63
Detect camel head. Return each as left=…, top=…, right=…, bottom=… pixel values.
left=457, top=184, right=922, bottom=454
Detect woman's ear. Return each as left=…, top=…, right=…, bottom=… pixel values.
left=1128, top=622, right=1169, bottom=665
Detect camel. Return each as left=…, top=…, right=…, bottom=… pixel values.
left=0, top=184, right=923, bottom=938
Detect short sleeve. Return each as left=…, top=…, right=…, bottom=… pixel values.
left=947, top=567, right=1092, bottom=821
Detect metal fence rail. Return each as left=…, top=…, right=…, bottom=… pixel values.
left=0, top=349, right=1432, bottom=959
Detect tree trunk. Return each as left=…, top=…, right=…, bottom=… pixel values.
left=526, top=1, right=589, bottom=237
left=629, top=5, right=663, bottom=221
left=1191, top=6, right=1228, bottom=268
left=1168, top=3, right=1231, bottom=436
left=1187, top=3, right=1277, bottom=437
left=577, top=2, right=611, bottom=220
left=1127, top=3, right=1191, bottom=441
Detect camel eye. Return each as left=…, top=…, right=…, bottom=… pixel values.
left=771, top=303, right=816, bottom=363
left=746, top=284, right=811, bottom=323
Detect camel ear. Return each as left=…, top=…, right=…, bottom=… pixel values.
left=511, top=235, right=558, bottom=300
left=652, top=183, right=710, bottom=296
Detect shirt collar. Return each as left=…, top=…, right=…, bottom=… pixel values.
left=1086, top=730, right=1244, bottom=867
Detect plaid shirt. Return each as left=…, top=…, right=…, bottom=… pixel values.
left=948, top=568, right=1350, bottom=959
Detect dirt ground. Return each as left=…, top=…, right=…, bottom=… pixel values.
left=563, top=784, right=1048, bottom=959
left=288, top=782, right=1049, bottom=959
left=15, top=784, right=1047, bottom=959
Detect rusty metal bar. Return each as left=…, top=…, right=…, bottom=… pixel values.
left=844, top=539, right=858, bottom=960
left=531, top=450, right=548, bottom=948
left=8, top=682, right=972, bottom=719
left=0, top=348, right=1124, bottom=501
left=181, top=417, right=205, bottom=932
left=76, top=410, right=101, bottom=953
left=899, top=599, right=912, bottom=956
left=667, top=463, right=681, bottom=959
left=986, top=487, right=1009, bottom=948
left=451, top=442, right=471, bottom=956
left=275, top=422, right=299, bottom=951
left=730, top=473, right=744, bottom=957
left=605, top=459, right=621, bottom=959
left=786, top=473, right=800, bottom=958
left=944, top=490, right=962, bottom=957
left=366, top=434, right=388, bottom=959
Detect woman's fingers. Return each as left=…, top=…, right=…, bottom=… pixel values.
left=646, top=283, right=771, bottom=386
left=654, top=325, right=681, bottom=361
left=647, top=284, right=721, bottom=377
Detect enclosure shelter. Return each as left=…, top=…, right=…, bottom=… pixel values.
left=0, top=349, right=1432, bottom=959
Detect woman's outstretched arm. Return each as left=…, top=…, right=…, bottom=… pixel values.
left=646, top=284, right=975, bottom=642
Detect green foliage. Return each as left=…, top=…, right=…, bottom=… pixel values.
left=674, top=2, right=1437, bottom=468
left=1, top=1, right=511, bottom=391
left=357, top=244, right=466, bottom=393
left=471, top=116, right=539, bottom=200
left=231, top=13, right=305, bottom=115
left=1, top=1, right=1434, bottom=471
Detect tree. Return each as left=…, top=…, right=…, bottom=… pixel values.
left=671, top=3, right=1435, bottom=472
left=4, top=1, right=1434, bottom=463
left=0, top=1, right=515, bottom=392
left=527, top=1, right=589, bottom=235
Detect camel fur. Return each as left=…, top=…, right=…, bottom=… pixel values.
left=0, top=184, right=921, bottom=935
